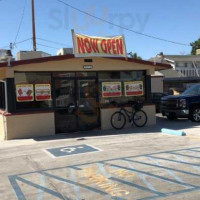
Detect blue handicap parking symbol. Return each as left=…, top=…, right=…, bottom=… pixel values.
left=45, top=144, right=100, bottom=158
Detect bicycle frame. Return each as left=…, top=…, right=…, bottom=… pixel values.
left=120, top=107, right=134, bottom=122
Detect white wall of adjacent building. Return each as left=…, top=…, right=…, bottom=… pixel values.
left=151, top=77, right=164, bottom=93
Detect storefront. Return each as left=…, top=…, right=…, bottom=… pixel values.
left=0, top=33, right=171, bottom=140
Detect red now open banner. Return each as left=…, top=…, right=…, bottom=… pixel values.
left=72, top=30, right=127, bottom=57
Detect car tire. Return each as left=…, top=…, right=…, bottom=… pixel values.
left=166, top=113, right=177, bottom=120
left=190, top=107, right=200, bottom=122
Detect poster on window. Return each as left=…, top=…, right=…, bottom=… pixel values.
left=35, top=84, right=51, bottom=101
left=124, top=81, right=144, bottom=96
left=102, top=82, right=122, bottom=97
left=16, top=84, right=34, bottom=102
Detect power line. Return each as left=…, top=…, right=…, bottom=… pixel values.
left=37, top=43, right=60, bottom=50
left=0, top=38, right=32, bottom=49
left=55, top=0, right=191, bottom=47
left=16, top=38, right=32, bottom=45
left=13, top=0, right=27, bottom=45
left=37, top=38, right=67, bottom=46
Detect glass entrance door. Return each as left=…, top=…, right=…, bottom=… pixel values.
left=77, top=79, right=99, bottom=131
left=54, top=78, right=99, bottom=133
left=54, top=79, right=77, bottom=133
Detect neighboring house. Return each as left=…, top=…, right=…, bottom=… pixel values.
left=150, top=50, right=200, bottom=94
left=149, top=50, right=200, bottom=78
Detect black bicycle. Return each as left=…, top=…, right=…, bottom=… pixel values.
left=111, top=102, right=147, bottom=129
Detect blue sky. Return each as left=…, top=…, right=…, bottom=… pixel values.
left=0, top=0, right=200, bottom=59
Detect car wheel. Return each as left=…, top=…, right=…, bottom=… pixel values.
left=166, top=113, right=177, bottom=120
left=190, top=107, right=200, bottom=122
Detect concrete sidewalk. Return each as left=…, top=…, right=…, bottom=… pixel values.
left=0, top=114, right=200, bottom=149
left=1, top=115, right=200, bottom=200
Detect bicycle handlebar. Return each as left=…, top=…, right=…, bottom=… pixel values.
left=116, top=101, right=144, bottom=109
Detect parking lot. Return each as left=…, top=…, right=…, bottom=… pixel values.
left=1, top=115, right=200, bottom=200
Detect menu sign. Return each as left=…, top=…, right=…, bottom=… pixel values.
left=124, top=81, right=144, bottom=96
left=16, top=84, right=34, bottom=102
left=35, top=84, right=51, bottom=101
left=102, top=82, right=122, bottom=98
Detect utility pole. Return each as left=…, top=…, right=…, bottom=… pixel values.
left=31, top=0, right=37, bottom=51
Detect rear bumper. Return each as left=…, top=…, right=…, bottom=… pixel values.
left=161, top=107, right=189, bottom=118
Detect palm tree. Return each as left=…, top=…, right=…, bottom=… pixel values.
left=128, top=52, right=142, bottom=60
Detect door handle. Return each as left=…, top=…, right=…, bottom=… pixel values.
left=79, top=105, right=85, bottom=108
left=69, top=105, right=75, bottom=108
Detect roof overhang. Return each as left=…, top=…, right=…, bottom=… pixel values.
left=0, top=54, right=171, bottom=70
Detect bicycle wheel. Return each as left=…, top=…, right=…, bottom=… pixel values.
left=133, top=110, right=147, bottom=127
left=111, top=112, right=126, bottom=130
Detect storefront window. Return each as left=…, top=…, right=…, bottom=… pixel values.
left=76, top=72, right=97, bottom=77
left=99, top=71, right=146, bottom=107
left=14, top=72, right=52, bottom=110
left=0, top=82, right=6, bottom=110
left=53, top=72, right=75, bottom=78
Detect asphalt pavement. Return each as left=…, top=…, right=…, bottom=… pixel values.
left=1, top=115, right=200, bottom=200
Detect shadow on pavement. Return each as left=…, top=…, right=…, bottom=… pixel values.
left=34, top=115, right=200, bottom=142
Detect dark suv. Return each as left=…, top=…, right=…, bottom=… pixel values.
left=161, top=84, right=200, bottom=122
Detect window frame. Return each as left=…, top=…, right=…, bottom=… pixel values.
left=13, top=70, right=148, bottom=112
left=98, top=70, right=147, bottom=108
left=14, top=71, right=54, bottom=112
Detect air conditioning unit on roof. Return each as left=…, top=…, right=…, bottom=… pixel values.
left=57, top=48, right=73, bottom=55
left=0, top=49, right=13, bottom=63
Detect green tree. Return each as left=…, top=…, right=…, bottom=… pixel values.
left=128, top=52, right=142, bottom=60
left=190, top=38, right=200, bottom=55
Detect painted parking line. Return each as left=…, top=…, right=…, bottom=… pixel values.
left=9, top=146, right=200, bottom=200
left=147, top=155, right=200, bottom=167
left=167, top=151, right=200, bottom=159
left=105, top=163, right=197, bottom=188
left=8, top=176, right=26, bottom=200
left=187, top=149, right=200, bottom=153
left=69, top=168, right=81, bottom=200
left=123, top=158, right=200, bottom=178
left=37, top=175, right=45, bottom=200
left=123, top=160, right=161, bottom=195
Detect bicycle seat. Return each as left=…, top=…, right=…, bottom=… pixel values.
left=128, top=101, right=137, bottom=105
left=117, top=103, right=127, bottom=107
left=134, top=103, right=144, bottom=110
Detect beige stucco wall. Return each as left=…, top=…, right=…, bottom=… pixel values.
left=0, top=68, right=6, bottom=79
left=7, top=57, right=155, bottom=76
left=0, top=67, right=14, bottom=79
left=0, top=57, right=160, bottom=140
left=5, top=112, right=55, bottom=140
left=151, top=77, right=164, bottom=93
left=101, top=104, right=156, bottom=130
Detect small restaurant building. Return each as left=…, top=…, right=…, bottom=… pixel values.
left=0, top=32, right=171, bottom=140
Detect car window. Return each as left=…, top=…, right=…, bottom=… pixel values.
left=152, top=93, right=164, bottom=100
left=182, top=85, right=200, bottom=95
